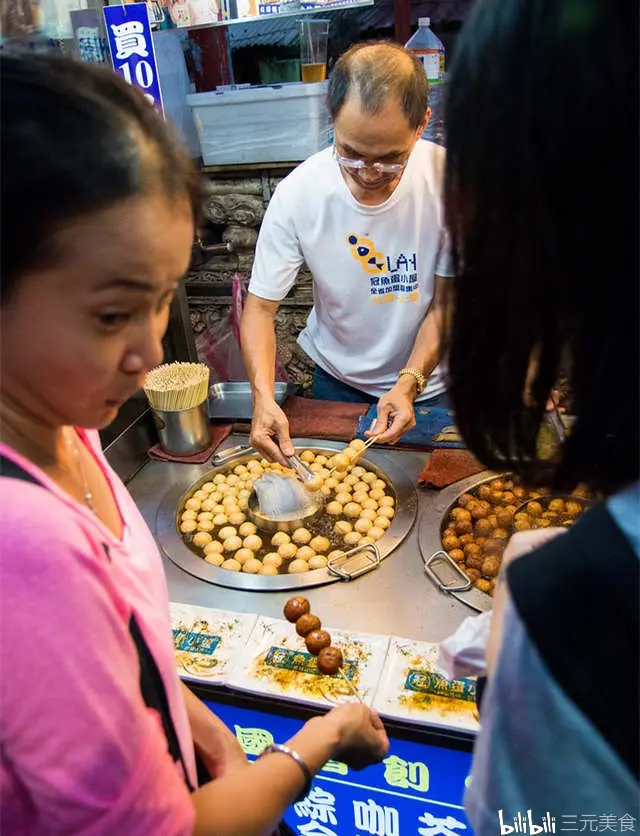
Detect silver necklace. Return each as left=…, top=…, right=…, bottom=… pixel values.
left=65, top=429, right=96, bottom=513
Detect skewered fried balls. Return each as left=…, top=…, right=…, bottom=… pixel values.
left=349, top=438, right=366, bottom=452
left=288, top=559, right=309, bottom=574
left=333, top=453, right=350, bottom=472
left=317, top=646, right=344, bottom=675
left=300, top=450, right=315, bottom=463
left=284, top=597, right=310, bottom=622
left=306, top=629, right=332, bottom=655
left=296, top=614, right=321, bottom=636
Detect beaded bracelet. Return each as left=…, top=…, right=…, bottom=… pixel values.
left=258, top=743, right=313, bottom=803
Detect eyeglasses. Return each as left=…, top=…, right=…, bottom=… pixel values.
left=332, top=145, right=408, bottom=176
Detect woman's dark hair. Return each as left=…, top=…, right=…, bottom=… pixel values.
left=328, top=41, right=430, bottom=131
left=443, top=0, right=639, bottom=494
left=0, top=53, right=200, bottom=303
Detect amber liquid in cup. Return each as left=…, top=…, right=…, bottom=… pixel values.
left=301, top=62, right=327, bottom=82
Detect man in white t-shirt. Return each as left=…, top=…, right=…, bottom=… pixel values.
left=240, top=41, right=455, bottom=464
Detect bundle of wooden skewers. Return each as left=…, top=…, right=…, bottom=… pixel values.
left=143, top=362, right=210, bottom=412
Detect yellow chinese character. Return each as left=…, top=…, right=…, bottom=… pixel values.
left=234, top=725, right=273, bottom=756
left=321, top=760, right=348, bottom=776
left=383, top=755, right=429, bottom=792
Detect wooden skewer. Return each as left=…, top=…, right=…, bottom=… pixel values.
left=327, top=434, right=381, bottom=478
left=338, top=666, right=365, bottom=703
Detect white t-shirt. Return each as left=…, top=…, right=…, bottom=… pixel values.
left=249, top=140, right=455, bottom=399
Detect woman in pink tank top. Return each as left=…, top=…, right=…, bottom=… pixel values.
left=0, top=53, right=388, bottom=835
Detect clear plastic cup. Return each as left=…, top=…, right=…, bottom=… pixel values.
left=300, top=19, right=329, bottom=83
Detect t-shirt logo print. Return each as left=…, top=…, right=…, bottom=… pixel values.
left=347, top=233, right=386, bottom=274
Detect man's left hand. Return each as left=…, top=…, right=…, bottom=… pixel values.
left=366, top=378, right=417, bottom=444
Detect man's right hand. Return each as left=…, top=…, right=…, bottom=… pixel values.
left=323, top=703, right=389, bottom=771
left=249, top=396, right=295, bottom=466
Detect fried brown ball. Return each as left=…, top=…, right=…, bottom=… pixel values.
left=481, top=556, right=501, bottom=578
left=442, top=534, right=461, bottom=551
left=483, top=537, right=505, bottom=555
left=466, top=553, right=484, bottom=571
left=502, top=480, right=514, bottom=491
left=490, top=480, right=505, bottom=492
left=449, top=548, right=465, bottom=562
left=296, top=614, right=321, bottom=637
left=486, top=514, right=498, bottom=530
left=455, top=519, right=473, bottom=535
left=477, top=485, right=492, bottom=501
left=458, top=493, right=475, bottom=508
left=465, top=568, right=481, bottom=583
left=527, top=501, right=543, bottom=517
left=474, top=578, right=492, bottom=594
left=451, top=507, right=472, bottom=521
left=489, top=491, right=504, bottom=505
left=501, top=491, right=516, bottom=506
left=317, top=646, right=344, bottom=675
left=513, top=486, right=527, bottom=499
left=493, top=528, right=510, bottom=540
left=464, top=543, right=482, bottom=560
left=475, top=536, right=487, bottom=548
left=565, top=500, right=583, bottom=516
left=542, top=511, right=559, bottom=521
left=572, top=485, right=591, bottom=499
left=474, top=518, right=493, bottom=537
left=495, top=510, right=513, bottom=529
left=284, top=597, right=310, bottom=623
left=458, top=533, right=475, bottom=547
left=537, top=518, right=553, bottom=528
left=513, top=517, right=532, bottom=531
left=548, top=498, right=566, bottom=514
left=305, top=629, right=332, bottom=656
left=470, top=501, right=491, bottom=520
left=442, top=527, right=457, bottom=540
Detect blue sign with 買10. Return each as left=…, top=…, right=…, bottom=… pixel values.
left=104, top=3, right=163, bottom=114
left=205, top=699, right=474, bottom=836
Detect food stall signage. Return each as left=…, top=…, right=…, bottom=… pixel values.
left=104, top=3, right=164, bottom=115
left=206, top=699, right=473, bottom=836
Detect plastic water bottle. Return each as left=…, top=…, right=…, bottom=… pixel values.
left=405, top=17, right=446, bottom=145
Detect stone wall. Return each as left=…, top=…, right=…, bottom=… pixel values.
left=186, top=167, right=316, bottom=394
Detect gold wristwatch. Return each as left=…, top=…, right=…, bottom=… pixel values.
left=398, top=367, right=426, bottom=394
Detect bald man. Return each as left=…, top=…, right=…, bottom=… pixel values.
left=240, top=42, right=454, bottom=464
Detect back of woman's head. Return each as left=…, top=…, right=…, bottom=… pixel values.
left=444, top=0, right=639, bottom=494
left=1, top=53, right=199, bottom=303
